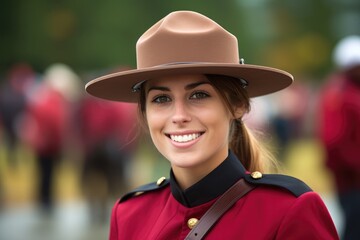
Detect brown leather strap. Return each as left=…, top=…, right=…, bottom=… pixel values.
left=185, top=178, right=255, bottom=240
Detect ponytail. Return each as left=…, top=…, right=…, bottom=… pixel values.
left=230, top=120, right=277, bottom=173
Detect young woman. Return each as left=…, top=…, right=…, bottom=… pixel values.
left=86, top=11, right=339, bottom=240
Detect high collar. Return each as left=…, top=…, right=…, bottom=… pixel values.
left=170, top=151, right=246, bottom=207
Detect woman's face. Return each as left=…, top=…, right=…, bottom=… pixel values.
left=145, top=74, right=234, bottom=175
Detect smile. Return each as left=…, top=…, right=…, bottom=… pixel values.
left=169, top=133, right=202, bottom=143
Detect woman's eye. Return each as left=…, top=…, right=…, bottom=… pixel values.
left=152, top=95, right=171, bottom=103
left=190, top=91, right=209, bottom=99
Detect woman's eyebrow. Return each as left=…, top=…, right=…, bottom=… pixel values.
left=147, top=86, right=169, bottom=94
left=184, top=81, right=210, bottom=90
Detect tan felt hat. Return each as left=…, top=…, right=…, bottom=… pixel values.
left=85, top=11, right=293, bottom=102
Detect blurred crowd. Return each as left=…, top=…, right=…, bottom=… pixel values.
left=0, top=63, right=138, bottom=223
left=0, top=35, right=360, bottom=240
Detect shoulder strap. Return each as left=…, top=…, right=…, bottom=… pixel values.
left=119, top=178, right=170, bottom=203
left=244, top=173, right=312, bottom=197
left=185, top=178, right=255, bottom=240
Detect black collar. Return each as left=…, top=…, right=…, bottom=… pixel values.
left=170, top=151, right=246, bottom=207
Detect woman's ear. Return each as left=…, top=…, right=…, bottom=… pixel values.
left=234, top=106, right=245, bottom=119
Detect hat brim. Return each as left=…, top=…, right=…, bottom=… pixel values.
left=85, top=63, right=293, bottom=102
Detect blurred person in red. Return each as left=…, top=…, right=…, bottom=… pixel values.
left=0, top=63, right=35, bottom=166
left=21, top=63, right=80, bottom=212
left=77, top=92, right=137, bottom=223
left=318, top=35, right=360, bottom=240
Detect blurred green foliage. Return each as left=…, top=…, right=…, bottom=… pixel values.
left=1, top=0, right=360, bottom=81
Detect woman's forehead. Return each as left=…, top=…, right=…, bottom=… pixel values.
left=146, top=74, right=209, bottom=88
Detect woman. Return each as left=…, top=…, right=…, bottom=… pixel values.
left=86, top=11, right=339, bottom=240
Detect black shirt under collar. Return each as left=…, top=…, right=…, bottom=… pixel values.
left=170, top=151, right=246, bottom=207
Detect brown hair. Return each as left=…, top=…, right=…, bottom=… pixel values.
left=137, top=74, right=277, bottom=173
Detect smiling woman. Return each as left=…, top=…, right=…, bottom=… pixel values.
left=85, top=10, right=339, bottom=240
left=144, top=75, right=233, bottom=189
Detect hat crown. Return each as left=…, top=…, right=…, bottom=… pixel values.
left=136, top=11, right=240, bottom=69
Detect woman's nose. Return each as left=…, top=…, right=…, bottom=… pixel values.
left=171, top=101, right=191, bottom=124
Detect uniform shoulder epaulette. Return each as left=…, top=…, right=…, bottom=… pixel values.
left=244, top=171, right=312, bottom=197
left=119, top=177, right=170, bottom=203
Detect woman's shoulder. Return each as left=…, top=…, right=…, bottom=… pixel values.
left=244, top=171, right=312, bottom=197
left=241, top=172, right=325, bottom=216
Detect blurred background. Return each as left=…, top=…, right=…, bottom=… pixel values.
left=1, top=0, right=360, bottom=239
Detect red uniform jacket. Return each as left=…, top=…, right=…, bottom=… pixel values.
left=110, top=152, right=339, bottom=239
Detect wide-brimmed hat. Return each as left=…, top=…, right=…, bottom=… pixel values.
left=85, top=11, right=293, bottom=102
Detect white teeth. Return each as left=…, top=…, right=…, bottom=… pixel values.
left=170, top=133, right=201, bottom=143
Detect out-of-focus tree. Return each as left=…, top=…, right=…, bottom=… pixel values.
left=1, top=1, right=245, bottom=74
left=1, top=0, right=360, bottom=81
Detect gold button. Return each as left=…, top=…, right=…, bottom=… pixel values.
left=156, top=176, right=166, bottom=186
left=251, top=171, right=263, bottom=179
left=187, top=218, right=198, bottom=229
